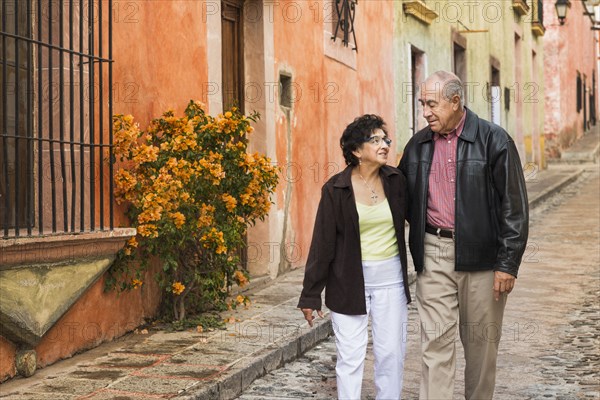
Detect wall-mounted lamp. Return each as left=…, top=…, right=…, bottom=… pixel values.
left=583, top=0, right=595, bottom=16
left=583, top=0, right=600, bottom=30
left=555, top=0, right=571, bottom=25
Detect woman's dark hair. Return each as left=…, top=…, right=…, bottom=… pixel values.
left=340, top=114, right=388, bottom=166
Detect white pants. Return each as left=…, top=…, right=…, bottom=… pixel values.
left=331, top=284, right=408, bottom=400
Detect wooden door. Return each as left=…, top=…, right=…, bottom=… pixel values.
left=221, top=0, right=244, bottom=113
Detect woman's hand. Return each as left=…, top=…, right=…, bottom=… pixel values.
left=301, top=308, right=324, bottom=327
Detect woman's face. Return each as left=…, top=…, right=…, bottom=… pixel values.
left=353, top=129, right=390, bottom=167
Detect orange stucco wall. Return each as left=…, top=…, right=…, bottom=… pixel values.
left=272, top=1, right=397, bottom=267
left=0, top=268, right=161, bottom=382
left=0, top=338, right=16, bottom=382
left=112, top=1, right=208, bottom=227
left=34, top=272, right=160, bottom=368
left=112, top=1, right=209, bottom=129
left=1, top=1, right=210, bottom=382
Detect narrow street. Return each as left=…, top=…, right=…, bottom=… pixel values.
left=237, top=165, right=600, bottom=400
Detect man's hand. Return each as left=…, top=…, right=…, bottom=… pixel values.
left=301, top=308, right=324, bottom=327
left=493, top=271, right=516, bottom=301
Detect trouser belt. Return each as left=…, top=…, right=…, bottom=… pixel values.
left=425, top=224, right=454, bottom=240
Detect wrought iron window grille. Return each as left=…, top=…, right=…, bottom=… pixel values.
left=1, top=0, right=114, bottom=239
left=331, top=0, right=358, bottom=52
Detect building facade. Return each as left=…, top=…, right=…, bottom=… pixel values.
left=543, top=0, right=598, bottom=157
left=2, top=0, right=598, bottom=381
left=394, top=0, right=547, bottom=169
left=0, top=0, right=399, bottom=380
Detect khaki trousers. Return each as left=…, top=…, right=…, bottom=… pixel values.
left=417, top=233, right=507, bottom=400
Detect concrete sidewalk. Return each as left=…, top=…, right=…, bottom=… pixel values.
left=0, top=136, right=596, bottom=399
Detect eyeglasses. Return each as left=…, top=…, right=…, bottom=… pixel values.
left=365, top=136, right=392, bottom=147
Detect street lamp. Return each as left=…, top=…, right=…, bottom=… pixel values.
left=583, top=0, right=595, bottom=16
left=555, top=0, right=571, bottom=25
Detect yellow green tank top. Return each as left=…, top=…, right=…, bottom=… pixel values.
left=355, top=198, right=399, bottom=261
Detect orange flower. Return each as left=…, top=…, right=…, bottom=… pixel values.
left=172, top=282, right=185, bottom=295
left=193, top=100, right=206, bottom=110
left=110, top=102, right=279, bottom=311
left=113, top=114, right=140, bottom=156
left=233, top=270, right=249, bottom=287
left=114, top=169, right=138, bottom=200
left=137, top=224, right=158, bottom=238
left=132, top=144, right=159, bottom=164
left=222, top=193, right=237, bottom=212
left=201, top=228, right=227, bottom=253
left=197, top=204, right=215, bottom=228
left=137, top=205, right=163, bottom=224
left=169, top=212, right=186, bottom=228
left=240, top=193, right=252, bottom=206
left=132, top=279, right=143, bottom=289
left=123, top=236, right=138, bottom=256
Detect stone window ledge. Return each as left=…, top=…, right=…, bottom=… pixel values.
left=532, top=22, right=545, bottom=37
left=403, top=1, right=438, bottom=25
left=0, top=228, right=136, bottom=269
left=512, top=0, right=530, bottom=16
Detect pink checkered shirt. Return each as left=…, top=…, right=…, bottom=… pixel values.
left=427, top=111, right=467, bottom=230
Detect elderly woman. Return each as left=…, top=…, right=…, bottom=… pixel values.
left=298, top=114, right=411, bottom=399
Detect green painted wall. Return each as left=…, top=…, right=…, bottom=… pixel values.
left=394, top=1, right=545, bottom=167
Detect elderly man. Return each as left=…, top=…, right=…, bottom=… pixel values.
left=399, top=71, right=529, bottom=400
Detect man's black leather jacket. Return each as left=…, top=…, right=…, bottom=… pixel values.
left=399, top=108, right=529, bottom=277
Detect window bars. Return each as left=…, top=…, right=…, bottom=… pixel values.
left=332, top=0, right=357, bottom=51
left=1, top=0, right=114, bottom=238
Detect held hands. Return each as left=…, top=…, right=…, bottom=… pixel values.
left=301, top=308, right=324, bottom=327
left=493, top=271, right=516, bottom=301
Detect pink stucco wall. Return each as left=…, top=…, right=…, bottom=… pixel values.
left=544, top=0, right=598, bottom=154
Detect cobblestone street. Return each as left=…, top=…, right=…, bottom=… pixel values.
left=237, top=165, right=600, bottom=400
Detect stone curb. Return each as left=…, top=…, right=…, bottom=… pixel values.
left=528, top=168, right=584, bottom=209
left=179, top=318, right=333, bottom=399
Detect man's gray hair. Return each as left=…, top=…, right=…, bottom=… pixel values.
left=430, top=71, right=464, bottom=107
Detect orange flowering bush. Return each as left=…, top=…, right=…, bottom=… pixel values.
left=107, top=101, right=279, bottom=321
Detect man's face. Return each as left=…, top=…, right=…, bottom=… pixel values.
left=419, top=78, right=461, bottom=134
